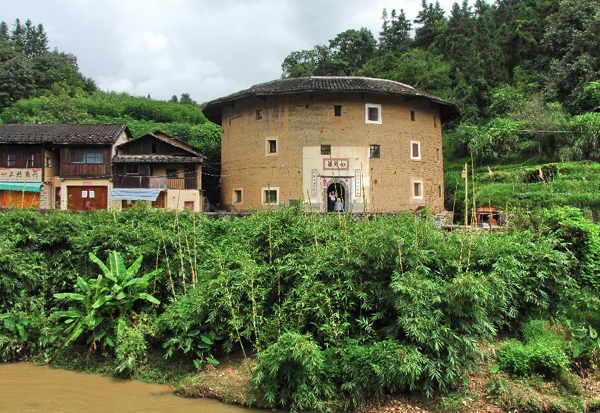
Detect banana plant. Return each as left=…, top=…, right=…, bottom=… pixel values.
left=54, top=251, right=161, bottom=349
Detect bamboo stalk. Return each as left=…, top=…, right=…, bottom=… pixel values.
left=217, top=254, right=247, bottom=358
left=157, top=212, right=176, bottom=300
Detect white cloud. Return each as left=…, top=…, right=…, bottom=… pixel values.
left=3, top=0, right=458, bottom=103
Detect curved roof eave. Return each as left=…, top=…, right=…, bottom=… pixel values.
left=202, top=76, right=460, bottom=124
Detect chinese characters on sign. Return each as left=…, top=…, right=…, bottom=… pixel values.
left=311, top=169, right=318, bottom=197
left=0, top=168, right=42, bottom=182
left=323, top=158, right=349, bottom=170
left=355, top=169, right=362, bottom=197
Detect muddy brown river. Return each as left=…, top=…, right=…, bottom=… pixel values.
left=0, top=363, right=264, bottom=413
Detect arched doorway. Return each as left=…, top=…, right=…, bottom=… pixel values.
left=326, top=182, right=346, bottom=212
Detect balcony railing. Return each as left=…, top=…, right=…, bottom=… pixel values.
left=113, top=175, right=198, bottom=190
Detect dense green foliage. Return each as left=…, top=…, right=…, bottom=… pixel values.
left=283, top=0, right=600, bottom=165
left=0, top=206, right=597, bottom=411
left=53, top=251, right=160, bottom=349
left=498, top=320, right=570, bottom=378
left=0, top=19, right=96, bottom=109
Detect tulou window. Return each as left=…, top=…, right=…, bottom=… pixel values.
left=411, top=141, right=421, bottom=160
left=234, top=189, right=242, bottom=203
left=70, top=149, right=103, bottom=164
left=267, top=139, right=277, bottom=155
left=434, top=116, right=438, bottom=128
left=256, top=109, right=263, bottom=120
left=25, top=154, right=35, bottom=166
left=370, top=144, right=380, bottom=158
left=413, top=181, right=423, bottom=199
left=7, top=154, right=16, bottom=167
left=262, top=188, right=279, bottom=205
left=365, top=103, right=382, bottom=124
left=321, top=145, right=331, bottom=155
left=334, top=105, right=342, bottom=117
left=411, top=110, right=416, bottom=121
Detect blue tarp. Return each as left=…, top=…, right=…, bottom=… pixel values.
left=110, top=188, right=162, bottom=201
left=0, top=182, right=42, bottom=192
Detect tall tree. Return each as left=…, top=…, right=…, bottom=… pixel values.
left=11, top=19, right=48, bottom=58
left=179, top=93, right=194, bottom=105
left=327, top=28, right=377, bottom=75
left=413, top=0, right=446, bottom=50
left=379, top=9, right=413, bottom=55
left=543, top=0, right=600, bottom=111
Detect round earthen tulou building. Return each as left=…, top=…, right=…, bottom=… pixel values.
left=203, top=76, right=460, bottom=213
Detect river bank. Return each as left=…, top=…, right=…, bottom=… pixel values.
left=0, top=362, right=263, bottom=413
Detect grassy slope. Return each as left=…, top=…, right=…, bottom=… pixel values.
left=444, top=155, right=600, bottom=221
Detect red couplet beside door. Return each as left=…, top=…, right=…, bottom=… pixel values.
left=67, top=186, right=108, bottom=211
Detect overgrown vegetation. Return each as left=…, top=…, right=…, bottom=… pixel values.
left=0, top=206, right=598, bottom=411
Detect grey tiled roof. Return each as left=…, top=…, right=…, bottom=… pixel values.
left=112, top=154, right=202, bottom=164
left=0, top=124, right=130, bottom=144
left=118, top=130, right=201, bottom=156
left=203, top=76, right=460, bottom=123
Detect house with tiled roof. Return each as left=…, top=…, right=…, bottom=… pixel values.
left=0, top=124, right=130, bottom=210
left=203, top=76, right=460, bottom=213
left=111, top=131, right=204, bottom=212
left=0, top=125, right=204, bottom=212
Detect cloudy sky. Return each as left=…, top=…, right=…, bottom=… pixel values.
left=4, top=0, right=457, bottom=103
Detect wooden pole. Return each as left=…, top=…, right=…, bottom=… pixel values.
left=464, top=162, right=468, bottom=227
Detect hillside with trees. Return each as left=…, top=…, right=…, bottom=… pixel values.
left=282, top=0, right=600, bottom=218
left=0, top=19, right=221, bottom=201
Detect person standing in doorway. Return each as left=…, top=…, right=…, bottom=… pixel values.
left=335, top=197, right=343, bottom=212
left=329, top=191, right=336, bottom=212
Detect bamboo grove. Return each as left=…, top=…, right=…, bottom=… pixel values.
left=0, top=205, right=598, bottom=411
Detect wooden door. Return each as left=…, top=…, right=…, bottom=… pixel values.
left=67, top=186, right=108, bottom=211
left=0, top=190, right=40, bottom=208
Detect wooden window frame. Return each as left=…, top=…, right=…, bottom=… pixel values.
left=410, top=141, right=421, bottom=161
left=256, top=109, right=263, bottom=120
left=70, top=149, right=104, bottom=164
left=365, top=103, right=382, bottom=124
left=321, top=145, right=331, bottom=156
left=370, top=144, right=381, bottom=158
left=266, top=138, right=278, bottom=156
left=412, top=179, right=424, bottom=200
left=233, top=188, right=243, bottom=204
left=261, top=187, right=279, bottom=205
left=7, top=154, right=16, bottom=167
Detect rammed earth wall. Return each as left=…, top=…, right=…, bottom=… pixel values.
left=220, top=92, right=445, bottom=213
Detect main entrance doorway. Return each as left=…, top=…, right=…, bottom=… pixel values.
left=326, top=182, right=346, bottom=212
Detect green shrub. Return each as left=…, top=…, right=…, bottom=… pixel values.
left=331, top=340, right=426, bottom=409
left=115, top=318, right=148, bottom=374
left=252, top=332, right=336, bottom=412
left=498, top=320, right=569, bottom=378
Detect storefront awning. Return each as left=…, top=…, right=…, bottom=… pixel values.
left=110, top=188, right=162, bottom=201
left=0, top=182, right=42, bottom=192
